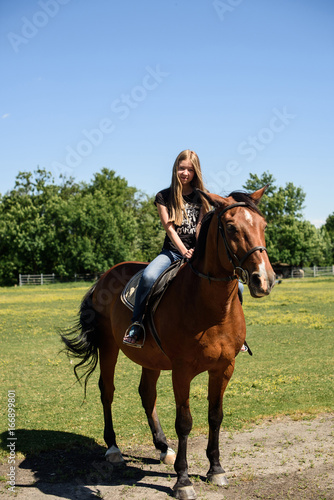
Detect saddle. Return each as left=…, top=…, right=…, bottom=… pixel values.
left=121, top=259, right=185, bottom=353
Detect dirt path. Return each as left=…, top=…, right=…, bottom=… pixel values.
left=2, top=413, right=333, bottom=499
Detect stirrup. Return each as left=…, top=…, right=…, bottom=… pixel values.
left=123, top=322, right=146, bottom=348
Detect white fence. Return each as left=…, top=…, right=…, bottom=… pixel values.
left=275, top=265, right=334, bottom=279
left=18, top=266, right=334, bottom=285
left=301, top=266, right=334, bottom=278
left=19, top=273, right=55, bottom=285
left=18, top=273, right=101, bottom=285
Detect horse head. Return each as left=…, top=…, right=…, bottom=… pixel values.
left=197, top=187, right=276, bottom=297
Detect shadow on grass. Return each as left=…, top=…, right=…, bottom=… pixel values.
left=1, top=429, right=174, bottom=499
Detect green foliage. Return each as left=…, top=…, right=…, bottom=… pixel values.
left=243, top=171, right=332, bottom=266
left=1, top=167, right=332, bottom=285
left=325, top=213, right=334, bottom=235
left=324, top=213, right=334, bottom=263
left=0, top=168, right=164, bottom=286
left=135, top=193, right=165, bottom=262
left=243, top=171, right=305, bottom=222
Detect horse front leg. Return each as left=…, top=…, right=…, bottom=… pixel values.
left=139, top=367, right=176, bottom=464
left=206, top=362, right=235, bottom=486
left=172, top=368, right=196, bottom=500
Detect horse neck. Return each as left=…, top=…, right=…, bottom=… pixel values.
left=193, top=215, right=234, bottom=281
left=185, top=223, right=238, bottom=320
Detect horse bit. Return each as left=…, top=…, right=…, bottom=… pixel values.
left=189, top=202, right=268, bottom=285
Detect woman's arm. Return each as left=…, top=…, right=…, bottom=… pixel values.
left=156, top=203, right=193, bottom=258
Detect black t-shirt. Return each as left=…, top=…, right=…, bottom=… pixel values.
left=154, top=187, right=202, bottom=252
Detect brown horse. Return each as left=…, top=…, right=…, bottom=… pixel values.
left=62, top=187, right=275, bottom=499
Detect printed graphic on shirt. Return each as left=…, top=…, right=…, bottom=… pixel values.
left=176, top=203, right=201, bottom=236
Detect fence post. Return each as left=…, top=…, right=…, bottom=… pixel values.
left=313, top=265, right=316, bottom=277
left=41, top=273, right=43, bottom=285
left=19, top=274, right=22, bottom=286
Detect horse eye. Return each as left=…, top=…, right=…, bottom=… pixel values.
left=226, top=224, right=237, bottom=233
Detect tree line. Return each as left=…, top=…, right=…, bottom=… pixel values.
left=243, top=172, right=333, bottom=268
left=0, top=168, right=333, bottom=286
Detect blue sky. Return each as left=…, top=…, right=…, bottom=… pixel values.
left=1, top=0, right=333, bottom=226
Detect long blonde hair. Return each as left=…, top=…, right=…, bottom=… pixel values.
left=169, top=150, right=210, bottom=225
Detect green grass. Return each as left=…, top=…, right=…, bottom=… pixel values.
left=0, top=278, right=333, bottom=460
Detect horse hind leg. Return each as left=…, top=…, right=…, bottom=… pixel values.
left=98, top=325, right=124, bottom=464
left=139, top=367, right=176, bottom=465
left=99, top=377, right=125, bottom=464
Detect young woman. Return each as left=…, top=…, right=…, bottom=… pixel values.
left=123, top=149, right=210, bottom=347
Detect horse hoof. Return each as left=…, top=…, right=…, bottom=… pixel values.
left=160, top=447, right=176, bottom=465
left=105, top=445, right=125, bottom=464
left=173, top=485, right=197, bottom=499
left=207, top=473, right=229, bottom=486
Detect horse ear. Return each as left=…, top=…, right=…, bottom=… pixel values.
left=250, top=185, right=269, bottom=205
left=196, top=189, right=224, bottom=208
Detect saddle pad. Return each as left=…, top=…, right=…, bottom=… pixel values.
left=121, top=268, right=145, bottom=311
left=120, top=259, right=184, bottom=314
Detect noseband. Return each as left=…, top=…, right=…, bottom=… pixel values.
left=217, top=202, right=267, bottom=284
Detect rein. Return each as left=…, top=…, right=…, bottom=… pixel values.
left=190, top=202, right=268, bottom=285
left=188, top=262, right=238, bottom=283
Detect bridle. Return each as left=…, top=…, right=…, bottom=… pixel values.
left=217, top=202, right=267, bottom=283
left=189, top=202, right=268, bottom=284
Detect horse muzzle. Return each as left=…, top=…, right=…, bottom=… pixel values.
left=248, top=268, right=276, bottom=297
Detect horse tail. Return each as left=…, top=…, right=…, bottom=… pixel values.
left=60, top=283, right=100, bottom=395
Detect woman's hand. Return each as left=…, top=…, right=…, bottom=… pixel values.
left=156, top=204, right=196, bottom=260
left=183, top=248, right=194, bottom=260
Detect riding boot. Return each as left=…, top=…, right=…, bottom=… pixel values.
left=123, top=319, right=146, bottom=348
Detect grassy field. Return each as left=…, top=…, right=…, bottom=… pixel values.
left=0, top=278, right=333, bottom=461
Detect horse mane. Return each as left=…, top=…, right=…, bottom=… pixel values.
left=190, top=210, right=214, bottom=262
left=228, top=190, right=263, bottom=217
left=191, top=191, right=263, bottom=262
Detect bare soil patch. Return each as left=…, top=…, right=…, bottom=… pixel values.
left=1, top=413, right=333, bottom=499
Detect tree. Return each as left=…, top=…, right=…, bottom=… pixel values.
left=242, top=171, right=331, bottom=266
left=0, top=169, right=59, bottom=284
left=0, top=168, right=157, bottom=286
left=325, top=213, right=334, bottom=235
left=242, top=171, right=305, bottom=222
left=323, top=213, right=334, bottom=263
left=135, top=193, right=165, bottom=262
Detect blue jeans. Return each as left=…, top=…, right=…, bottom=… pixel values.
left=238, top=281, right=244, bottom=304
left=132, top=249, right=182, bottom=322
